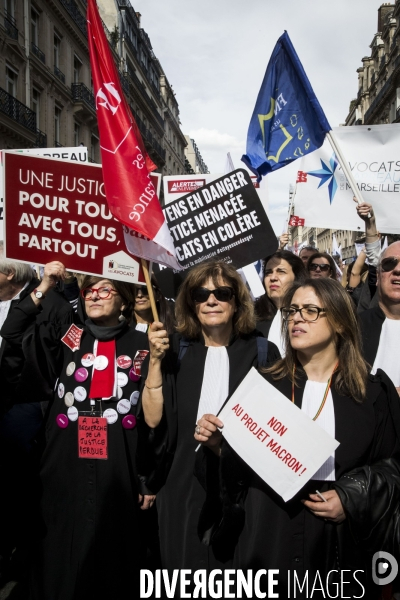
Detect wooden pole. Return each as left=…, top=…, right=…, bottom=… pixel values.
left=140, top=257, right=159, bottom=322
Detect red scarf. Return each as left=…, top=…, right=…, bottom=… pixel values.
left=89, top=340, right=116, bottom=399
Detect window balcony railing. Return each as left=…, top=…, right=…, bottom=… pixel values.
left=71, top=82, right=95, bottom=110
left=34, top=129, right=47, bottom=147
left=0, top=87, right=36, bottom=132
left=31, top=42, right=45, bottom=63
left=58, top=0, right=87, bottom=35
left=4, top=15, right=18, bottom=40
left=54, top=66, right=66, bottom=84
left=119, top=71, right=129, bottom=96
left=126, top=68, right=164, bottom=129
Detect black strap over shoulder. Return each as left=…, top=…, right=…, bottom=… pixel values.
left=177, top=337, right=190, bottom=367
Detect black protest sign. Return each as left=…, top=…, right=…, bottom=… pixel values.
left=163, top=169, right=277, bottom=271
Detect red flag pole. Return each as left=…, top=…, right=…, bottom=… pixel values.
left=140, top=258, right=159, bottom=322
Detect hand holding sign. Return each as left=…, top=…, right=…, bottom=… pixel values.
left=31, top=261, right=66, bottom=305
left=303, top=490, right=346, bottom=523
left=194, top=413, right=223, bottom=455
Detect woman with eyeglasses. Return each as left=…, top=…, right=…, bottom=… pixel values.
left=133, top=279, right=175, bottom=335
left=255, top=250, right=306, bottom=353
left=141, top=260, right=280, bottom=575
left=1, top=261, right=153, bottom=600
left=197, top=278, right=400, bottom=598
left=307, top=252, right=337, bottom=280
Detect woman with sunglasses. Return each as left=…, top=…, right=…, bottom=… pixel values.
left=196, top=278, right=400, bottom=598
left=1, top=261, right=153, bottom=600
left=308, top=252, right=337, bottom=280
left=133, top=279, right=175, bottom=335
left=141, top=260, right=280, bottom=575
left=255, top=250, right=306, bottom=353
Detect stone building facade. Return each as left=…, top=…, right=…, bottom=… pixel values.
left=184, top=135, right=209, bottom=174
left=0, top=0, right=193, bottom=178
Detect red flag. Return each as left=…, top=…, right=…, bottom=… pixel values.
left=288, top=215, right=305, bottom=227
left=86, top=0, right=181, bottom=269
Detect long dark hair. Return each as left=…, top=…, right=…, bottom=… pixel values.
left=255, top=250, right=307, bottom=321
left=264, top=278, right=368, bottom=402
left=132, top=276, right=176, bottom=335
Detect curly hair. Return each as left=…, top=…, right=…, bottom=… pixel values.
left=175, top=261, right=256, bottom=339
left=264, top=278, right=368, bottom=402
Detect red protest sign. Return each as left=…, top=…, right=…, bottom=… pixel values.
left=3, top=152, right=146, bottom=284
left=78, top=417, right=108, bottom=459
left=288, top=215, right=305, bottom=227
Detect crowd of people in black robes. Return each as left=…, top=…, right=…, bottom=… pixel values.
left=1, top=199, right=400, bottom=600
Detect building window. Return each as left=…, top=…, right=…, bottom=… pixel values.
left=54, top=33, right=61, bottom=68
left=73, top=55, right=82, bottom=83
left=5, top=0, right=14, bottom=18
left=54, top=105, right=61, bottom=144
left=5, top=66, right=17, bottom=97
left=91, top=134, right=99, bottom=162
left=31, top=8, right=39, bottom=46
left=74, top=122, right=80, bottom=146
left=140, top=48, right=148, bottom=69
left=32, top=88, right=40, bottom=128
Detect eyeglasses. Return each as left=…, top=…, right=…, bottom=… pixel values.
left=191, top=286, right=234, bottom=303
left=135, top=285, right=150, bottom=296
left=309, top=263, right=331, bottom=272
left=281, top=306, right=327, bottom=322
left=381, top=256, right=400, bottom=272
left=81, top=286, right=117, bottom=300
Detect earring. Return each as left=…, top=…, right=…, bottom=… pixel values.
left=118, top=312, right=126, bottom=322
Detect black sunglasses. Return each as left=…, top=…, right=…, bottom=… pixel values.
left=381, top=256, right=400, bottom=272
left=191, top=286, right=234, bottom=303
left=309, top=263, right=331, bottom=272
left=135, top=285, right=150, bottom=296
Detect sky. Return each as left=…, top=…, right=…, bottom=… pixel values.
left=132, top=0, right=380, bottom=234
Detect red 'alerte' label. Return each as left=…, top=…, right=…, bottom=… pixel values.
left=167, top=179, right=206, bottom=193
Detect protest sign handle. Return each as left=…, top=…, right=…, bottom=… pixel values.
left=326, top=131, right=364, bottom=205
left=140, top=258, right=159, bottom=322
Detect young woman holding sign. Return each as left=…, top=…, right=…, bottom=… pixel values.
left=196, top=278, right=400, bottom=598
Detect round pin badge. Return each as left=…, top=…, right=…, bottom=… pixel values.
left=74, top=367, right=89, bottom=383
left=81, top=353, right=95, bottom=368
left=103, top=408, right=118, bottom=425
left=74, top=386, right=87, bottom=402
left=57, top=383, right=65, bottom=398
left=56, top=414, right=68, bottom=428
left=64, top=392, right=75, bottom=407
left=117, top=355, right=132, bottom=370
left=94, top=355, right=108, bottom=371
left=66, top=362, right=76, bottom=376
left=117, top=399, right=131, bottom=414
left=130, top=391, right=139, bottom=406
left=67, top=406, right=79, bottom=422
left=129, top=368, right=140, bottom=382
left=122, top=415, right=136, bottom=429
left=117, top=372, right=129, bottom=388
left=117, top=386, right=123, bottom=400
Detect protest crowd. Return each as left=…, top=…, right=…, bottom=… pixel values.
left=1, top=196, right=400, bottom=600
left=1, top=5, right=400, bottom=600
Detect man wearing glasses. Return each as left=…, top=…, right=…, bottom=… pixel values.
left=359, top=240, right=400, bottom=395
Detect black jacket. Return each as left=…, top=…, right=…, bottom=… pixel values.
left=0, top=279, right=74, bottom=416
left=359, top=305, right=386, bottom=367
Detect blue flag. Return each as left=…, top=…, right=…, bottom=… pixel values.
left=242, top=31, right=331, bottom=179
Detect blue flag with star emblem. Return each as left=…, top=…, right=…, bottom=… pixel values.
left=242, top=31, right=331, bottom=179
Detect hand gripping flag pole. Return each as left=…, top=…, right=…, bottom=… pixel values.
left=242, top=31, right=364, bottom=207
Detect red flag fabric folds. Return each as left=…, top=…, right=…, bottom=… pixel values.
left=87, top=0, right=181, bottom=269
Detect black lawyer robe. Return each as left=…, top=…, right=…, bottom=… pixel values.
left=151, top=333, right=280, bottom=572
left=197, top=369, right=400, bottom=599
left=1, top=296, right=150, bottom=600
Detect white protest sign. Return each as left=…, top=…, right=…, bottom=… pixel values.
left=295, top=124, right=400, bottom=233
left=218, top=368, right=339, bottom=502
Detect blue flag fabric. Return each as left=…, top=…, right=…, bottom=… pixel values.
left=242, top=31, right=331, bottom=179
